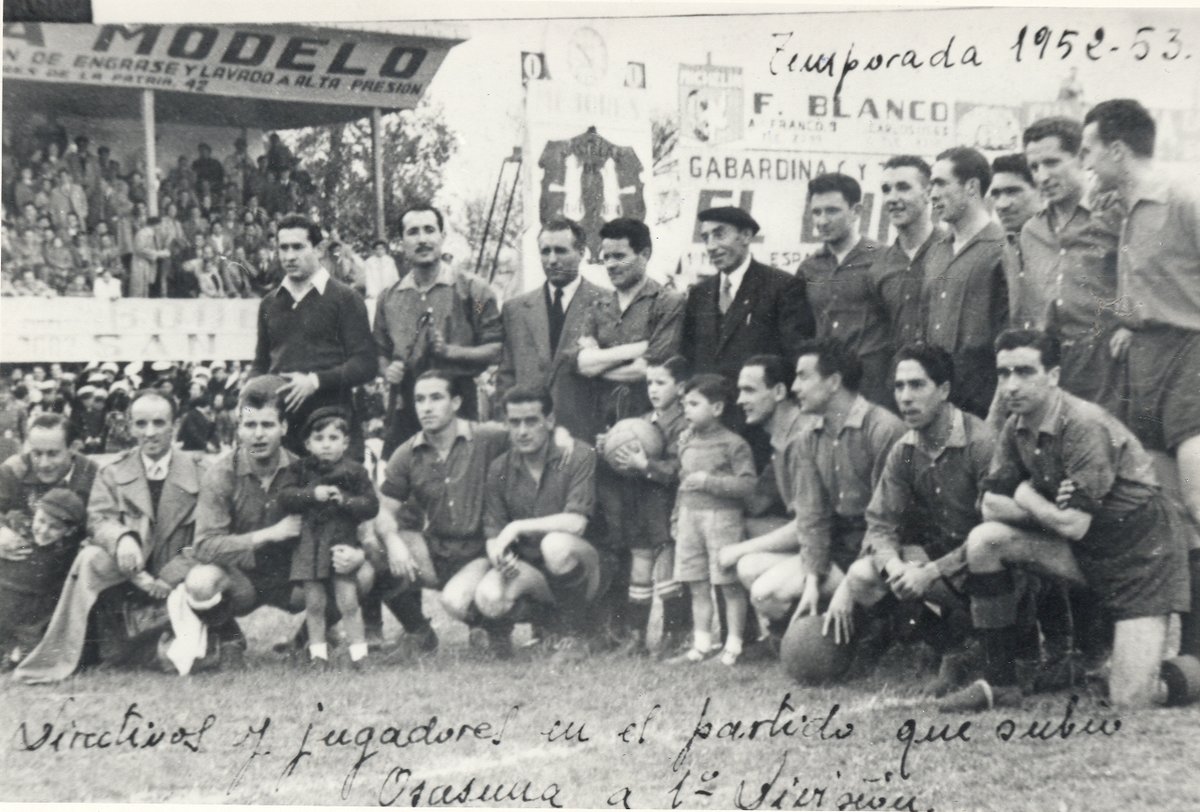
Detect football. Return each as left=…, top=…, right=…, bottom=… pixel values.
left=602, top=417, right=665, bottom=469
left=780, top=614, right=854, bottom=685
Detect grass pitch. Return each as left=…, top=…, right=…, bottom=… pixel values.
left=2, top=599, right=1198, bottom=810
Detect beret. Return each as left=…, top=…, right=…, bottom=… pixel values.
left=697, top=206, right=760, bottom=234
left=39, top=488, right=86, bottom=526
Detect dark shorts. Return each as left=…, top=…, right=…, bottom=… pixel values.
left=1077, top=496, right=1191, bottom=620
left=430, top=547, right=483, bottom=588
left=597, top=466, right=674, bottom=551
left=0, top=587, right=57, bottom=652
left=1058, top=329, right=1121, bottom=415
left=1122, top=327, right=1200, bottom=452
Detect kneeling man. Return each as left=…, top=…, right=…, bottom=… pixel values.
left=941, top=330, right=1190, bottom=710
left=475, top=387, right=601, bottom=652
left=824, top=344, right=995, bottom=691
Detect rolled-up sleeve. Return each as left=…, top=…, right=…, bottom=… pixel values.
left=562, top=446, right=597, bottom=519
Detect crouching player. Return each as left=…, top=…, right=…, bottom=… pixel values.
left=940, top=330, right=1191, bottom=711
left=475, top=387, right=602, bottom=654
left=823, top=344, right=998, bottom=694
left=748, top=340, right=905, bottom=642
left=605, top=356, right=691, bottom=657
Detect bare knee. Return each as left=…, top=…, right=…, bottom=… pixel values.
left=965, top=522, right=1015, bottom=570
left=184, top=564, right=228, bottom=603
left=474, top=573, right=511, bottom=619
left=441, top=586, right=474, bottom=621
left=735, top=557, right=759, bottom=590
left=540, top=532, right=586, bottom=574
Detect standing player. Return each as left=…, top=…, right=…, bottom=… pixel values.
left=1020, top=116, right=1123, bottom=410
left=871, top=156, right=940, bottom=358
left=797, top=174, right=889, bottom=407
left=374, top=206, right=502, bottom=456
left=1080, top=100, right=1200, bottom=662
left=252, top=214, right=376, bottom=459
left=577, top=218, right=685, bottom=645
left=924, top=147, right=1014, bottom=418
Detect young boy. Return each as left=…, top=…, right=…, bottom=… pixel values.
left=608, top=356, right=691, bottom=657
left=0, top=488, right=87, bottom=669
left=279, top=407, right=380, bottom=670
left=671, top=374, right=756, bottom=665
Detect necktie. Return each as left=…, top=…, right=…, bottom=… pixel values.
left=548, top=283, right=566, bottom=354
left=719, top=273, right=734, bottom=315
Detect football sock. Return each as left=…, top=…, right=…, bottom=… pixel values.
left=694, top=630, right=713, bottom=652
left=309, top=643, right=329, bottom=660
left=349, top=643, right=368, bottom=661
left=1181, top=549, right=1200, bottom=658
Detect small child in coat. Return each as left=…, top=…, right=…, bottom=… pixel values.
left=279, top=407, right=380, bottom=669
left=0, top=488, right=87, bottom=669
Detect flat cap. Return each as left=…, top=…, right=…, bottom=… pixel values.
left=697, top=206, right=760, bottom=234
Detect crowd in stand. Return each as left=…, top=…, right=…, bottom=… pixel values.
left=0, top=360, right=392, bottom=462
left=0, top=121, right=395, bottom=300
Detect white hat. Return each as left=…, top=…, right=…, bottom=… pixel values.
left=110, top=380, right=131, bottom=394
left=84, top=361, right=99, bottom=371
left=90, top=387, right=109, bottom=399
left=100, top=362, right=119, bottom=375
left=124, top=361, right=144, bottom=377
left=191, top=365, right=212, bottom=381
left=151, top=361, right=174, bottom=373
left=87, top=373, right=108, bottom=386
left=77, top=385, right=96, bottom=398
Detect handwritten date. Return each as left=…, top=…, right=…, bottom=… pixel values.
left=1012, top=25, right=1187, bottom=62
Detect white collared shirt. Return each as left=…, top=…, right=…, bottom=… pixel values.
left=546, top=274, right=583, bottom=312
left=141, top=450, right=172, bottom=481
left=280, top=266, right=330, bottom=305
left=720, top=253, right=753, bottom=301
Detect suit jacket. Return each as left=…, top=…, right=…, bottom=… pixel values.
left=496, top=278, right=610, bottom=440
left=88, top=449, right=205, bottom=586
left=681, top=258, right=815, bottom=381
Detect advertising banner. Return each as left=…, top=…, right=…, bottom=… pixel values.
left=1, top=298, right=260, bottom=363
left=2, top=22, right=459, bottom=108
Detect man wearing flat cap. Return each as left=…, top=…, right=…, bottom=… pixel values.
left=681, top=207, right=815, bottom=384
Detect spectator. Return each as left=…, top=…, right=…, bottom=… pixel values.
left=64, top=273, right=90, bottom=297
left=130, top=216, right=168, bottom=298
left=48, top=170, right=87, bottom=232
left=197, top=258, right=227, bottom=298
left=93, top=265, right=122, bottom=300
left=43, top=233, right=75, bottom=291
left=192, top=143, right=224, bottom=195
left=224, top=138, right=254, bottom=203
left=265, top=132, right=294, bottom=175
left=363, top=238, right=400, bottom=299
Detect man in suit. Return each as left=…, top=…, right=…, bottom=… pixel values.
left=496, top=217, right=610, bottom=441
left=681, top=206, right=814, bottom=386
left=15, top=391, right=204, bottom=683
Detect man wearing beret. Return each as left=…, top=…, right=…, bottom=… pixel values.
left=681, top=206, right=815, bottom=386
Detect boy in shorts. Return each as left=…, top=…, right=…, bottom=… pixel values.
left=671, top=374, right=756, bottom=665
